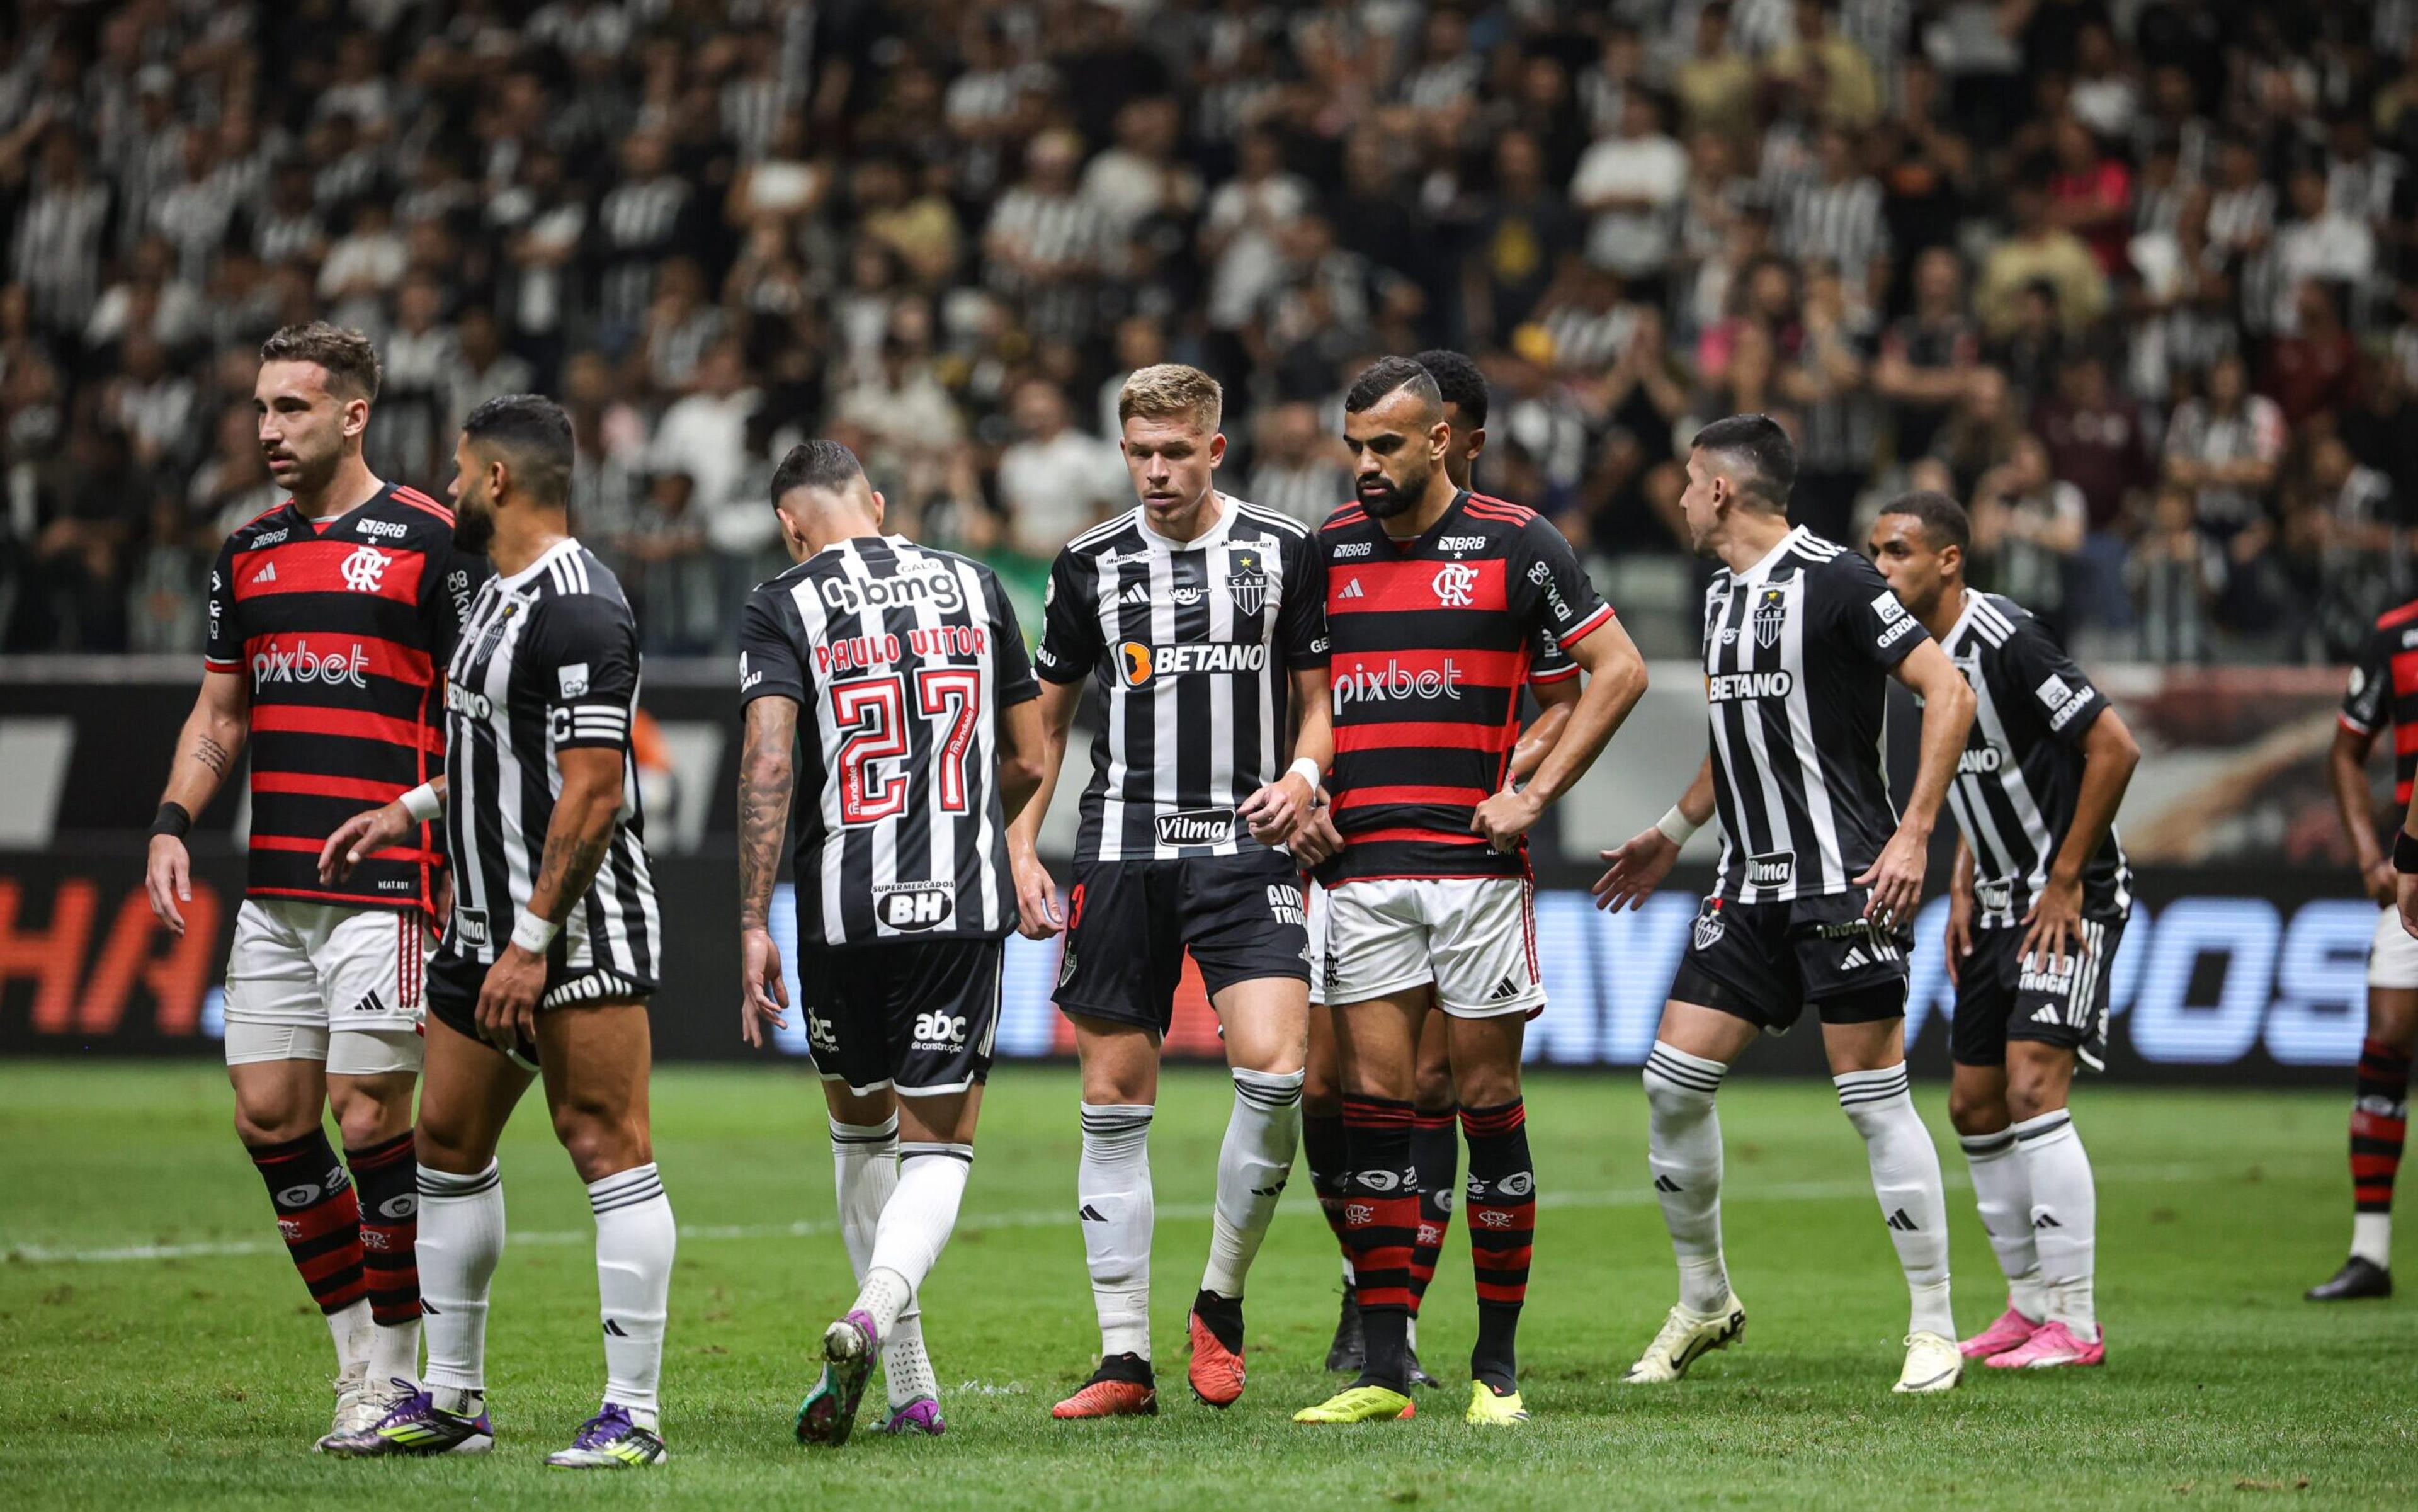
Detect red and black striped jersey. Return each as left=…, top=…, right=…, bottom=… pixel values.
left=203, top=482, right=484, bottom=911
left=1319, top=489, right=1613, bottom=882
left=2342, top=596, right=2418, bottom=809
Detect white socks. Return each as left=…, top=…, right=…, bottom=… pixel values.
left=854, top=1143, right=973, bottom=1336
left=588, top=1163, right=675, bottom=1428
left=416, top=1161, right=505, bottom=1409
left=831, top=1115, right=938, bottom=1407
left=1643, top=1042, right=1732, bottom=1313
left=1202, top=1068, right=1303, bottom=1299
left=1078, top=1103, right=1155, bottom=1358
left=326, top=1298, right=372, bottom=1380
left=2354, top=1211, right=2393, bottom=1270
left=1959, top=1127, right=2047, bottom=1321
left=1836, top=1066, right=1954, bottom=1339
left=2012, top=1110, right=2097, bottom=1337
left=366, top=1314, right=419, bottom=1389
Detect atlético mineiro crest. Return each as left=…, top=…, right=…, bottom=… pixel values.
left=1225, top=546, right=1269, bottom=615
left=1752, top=584, right=1788, bottom=650
left=475, top=597, right=523, bottom=662
left=1693, top=896, right=1725, bottom=951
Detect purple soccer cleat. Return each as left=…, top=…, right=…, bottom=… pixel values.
left=797, top=1309, right=881, bottom=1447
left=321, top=1385, right=493, bottom=1457
left=881, top=1397, right=946, bottom=1436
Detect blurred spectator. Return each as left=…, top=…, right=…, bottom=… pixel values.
left=1874, top=247, right=1977, bottom=463
left=1972, top=433, right=2086, bottom=634
left=2033, top=351, right=2148, bottom=624
left=1978, top=184, right=2109, bottom=339
left=2132, top=481, right=2223, bottom=663
left=1246, top=401, right=1351, bottom=526
left=2165, top=351, right=2285, bottom=542
left=997, top=378, right=1122, bottom=557
left=1572, top=91, right=1687, bottom=300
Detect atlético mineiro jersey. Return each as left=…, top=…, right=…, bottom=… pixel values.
left=1319, top=489, right=1613, bottom=883
left=441, top=540, right=659, bottom=980
left=1700, top=526, right=1925, bottom=904
left=739, top=534, right=1038, bottom=948
left=203, top=482, right=481, bottom=911
left=1036, top=496, right=1327, bottom=864
left=2341, top=596, right=2418, bottom=814
left=1937, top=591, right=2130, bottom=928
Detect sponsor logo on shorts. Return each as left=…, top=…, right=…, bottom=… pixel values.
left=2019, top=955, right=2078, bottom=996
left=806, top=1008, right=839, bottom=1055
left=875, top=881, right=955, bottom=931
left=1155, top=807, right=1237, bottom=847
left=1266, top=882, right=1305, bottom=927
left=912, top=1010, right=970, bottom=1047
left=1747, top=851, right=1795, bottom=889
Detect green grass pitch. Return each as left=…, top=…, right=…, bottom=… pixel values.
left=2, top=1062, right=2414, bottom=1509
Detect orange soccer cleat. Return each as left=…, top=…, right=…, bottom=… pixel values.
left=1186, top=1302, right=1247, bottom=1408
left=1051, top=1354, right=1158, bottom=1419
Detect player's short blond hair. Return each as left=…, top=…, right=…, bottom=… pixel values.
left=1117, top=363, right=1223, bottom=435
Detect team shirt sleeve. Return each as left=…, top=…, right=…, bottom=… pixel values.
left=2342, top=624, right=2393, bottom=737
left=422, top=541, right=487, bottom=666
left=1528, top=623, right=1579, bottom=684
left=203, top=536, right=241, bottom=672
left=1507, top=516, right=1613, bottom=651
left=1276, top=530, right=1329, bottom=666
left=2001, top=617, right=2108, bottom=747
left=985, top=569, right=1041, bottom=707
left=525, top=593, right=640, bottom=751
left=1034, top=548, right=1099, bottom=685
left=1818, top=551, right=1929, bottom=669
left=735, top=589, right=809, bottom=709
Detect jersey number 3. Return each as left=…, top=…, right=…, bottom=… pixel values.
left=831, top=668, right=981, bottom=826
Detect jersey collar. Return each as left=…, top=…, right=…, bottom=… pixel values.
left=1941, top=588, right=1979, bottom=647
left=497, top=535, right=581, bottom=589
left=1377, top=488, right=1470, bottom=555
left=1133, top=492, right=1235, bottom=552
left=1735, top=525, right=1810, bottom=586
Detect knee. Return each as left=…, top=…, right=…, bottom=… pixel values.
left=1412, top=1057, right=1456, bottom=1115
left=1947, top=1086, right=2006, bottom=1137
left=1453, top=1060, right=1519, bottom=1111
left=1641, top=1064, right=1716, bottom=1122
left=2003, top=1077, right=2060, bottom=1125
left=230, top=1083, right=320, bottom=1148
left=552, top=1101, right=650, bottom=1183
left=413, top=1115, right=488, bottom=1176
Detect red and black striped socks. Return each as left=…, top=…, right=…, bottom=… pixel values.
left=1341, top=1094, right=1419, bottom=1390
left=1462, top=1098, right=1535, bottom=1392
left=1406, top=1107, right=1458, bottom=1315
left=249, top=1130, right=368, bottom=1367
left=1302, top=1108, right=1357, bottom=1282
left=2352, top=1038, right=2411, bottom=1268
left=348, top=1130, right=423, bottom=1384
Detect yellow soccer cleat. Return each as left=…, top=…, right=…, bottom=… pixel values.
left=1893, top=1331, right=1963, bottom=1394
left=1293, top=1385, right=1415, bottom=1424
left=1463, top=1380, right=1528, bottom=1426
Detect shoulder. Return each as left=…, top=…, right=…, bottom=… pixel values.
left=1793, top=531, right=1868, bottom=587
left=224, top=503, right=295, bottom=549
left=534, top=546, right=633, bottom=622
left=2376, top=597, right=2418, bottom=636
left=1228, top=498, right=1312, bottom=545
left=383, top=482, right=455, bottom=530
left=1061, top=510, right=1144, bottom=562
left=1319, top=503, right=1371, bottom=535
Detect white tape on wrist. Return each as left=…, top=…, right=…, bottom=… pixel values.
left=1286, top=757, right=1323, bottom=795
left=399, top=783, right=443, bottom=822
left=1655, top=805, right=1700, bottom=848
left=511, top=909, right=560, bottom=955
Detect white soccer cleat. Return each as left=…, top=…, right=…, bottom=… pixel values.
left=1621, top=1297, right=1747, bottom=1384
left=316, top=1375, right=380, bottom=1452
left=1893, top=1331, right=1963, bottom=1394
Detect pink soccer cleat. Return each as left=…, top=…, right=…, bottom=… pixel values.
left=1960, top=1305, right=2042, bottom=1360
left=1984, top=1319, right=2104, bottom=1369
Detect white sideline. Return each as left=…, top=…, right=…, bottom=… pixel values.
left=2, top=1160, right=2249, bottom=1266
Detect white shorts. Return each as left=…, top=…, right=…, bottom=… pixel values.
left=223, top=899, right=427, bottom=1076
left=2371, top=906, right=2418, bottom=990
left=1315, top=875, right=1544, bottom=1018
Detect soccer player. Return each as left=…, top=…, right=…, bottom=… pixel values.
left=1296, top=357, right=1650, bottom=1428
left=1005, top=364, right=1328, bottom=1416
left=2309, top=590, right=2418, bottom=1300
left=1300, top=348, right=1579, bottom=1384
left=317, top=395, right=673, bottom=1467
left=143, top=322, right=474, bottom=1448
left=1594, top=415, right=1975, bottom=1395
left=1869, top=493, right=2139, bottom=1368
left=735, top=441, right=1048, bottom=1445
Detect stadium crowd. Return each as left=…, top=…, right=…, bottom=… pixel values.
left=3, top=0, right=2415, bottom=662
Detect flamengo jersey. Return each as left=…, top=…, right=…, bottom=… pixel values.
left=441, top=540, right=659, bottom=978
left=1938, top=591, right=2131, bottom=927
left=1036, top=496, right=1326, bottom=863
left=1701, top=526, right=1927, bottom=904
left=2341, top=596, right=2418, bottom=812
left=1320, top=489, right=1612, bottom=882
left=203, top=482, right=480, bottom=911
left=738, top=534, right=1039, bottom=947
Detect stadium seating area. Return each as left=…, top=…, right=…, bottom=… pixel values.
left=2, top=0, right=2414, bottom=662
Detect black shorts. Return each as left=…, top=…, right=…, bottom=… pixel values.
left=426, top=946, right=654, bottom=1070
left=799, top=937, right=1002, bottom=1096
left=1054, top=850, right=1310, bottom=1034
left=1668, top=889, right=1913, bottom=1033
left=1950, top=912, right=2126, bottom=1072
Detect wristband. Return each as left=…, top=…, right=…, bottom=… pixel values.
left=1655, top=804, right=1700, bottom=848
left=399, top=783, right=443, bottom=823
left=150, top=802, right=192, bottom=839
left=511, top=909, right=561, bottom=955
left=2396, top=828, right=2418, bottom=875
left=1286, top=757, right=1323, bottom=795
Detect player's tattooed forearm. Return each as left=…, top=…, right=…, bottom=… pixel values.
left=533, top=827, right=612, bottom=925
left=191, top=735, right=230, bottom=776
left=737, top=702, right=797, bottom=931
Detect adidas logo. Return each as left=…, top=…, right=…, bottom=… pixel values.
left=353, top=989, right=388, bottom=1015
left=603, top=1319, right=629, bottom=1337
left=1251, top=1181, right=1287, bottom=1197
left=1654, top=1174, right=1681, bottom=1193
left=1339, top=579, right=1365, bottom=600
left=1885, top=1208, right=1919, bottom=1232
left=1119, top=583, right=1150, bottom=605
left=1078, top=1203, right=1108, bottom=1222
left=421, top=1301, right=441, bottom=1316
left=2033, top=1212, right=2062, bottom=1229
left=2033, top=1006, right=2060, bottom=1024
left=1841, top=946, right=1870, bottom=970
left=256, top=562, right=276, bottom=583
left=1487, top=975, right=1521, bottom=1002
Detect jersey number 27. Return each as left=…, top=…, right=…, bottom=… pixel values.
left=831, top=668, right=981, bottom=826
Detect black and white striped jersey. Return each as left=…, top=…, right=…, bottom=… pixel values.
left=738, top=535, right=1039, bottom=948
left=1035, top=496, right=1328, bottom=864
left=1700, top=526, right=1929, bottom=904
left=1937, top=591, right=2131, bottom=926
left=440, top=539, right=661, bottom=981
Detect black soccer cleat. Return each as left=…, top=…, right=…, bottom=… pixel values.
left=1403, top=1339, right=1438, bottom=1389
left=1325, top=1287, right=1366, bottom=1373
left=2305, top=1255, right=2393, bottom=1301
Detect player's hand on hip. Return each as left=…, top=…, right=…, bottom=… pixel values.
left=2399, top=873, right=2418, bottom=940
left=144, top=834, right=191, bottom=936
left=476, top=946, right=545, bottom=1054
left=1591, top=827, right=1676, bottom=912
left=1470, top=789, right=1542, bottom=853
left=429, top=868, right=454, bottom=943
left=1011, top=852, right=1065, bottom=940
left=1288, top=805, right=1342, bottom=867
left=739, top=925, right=789, bottom=1047
left=319, top=802, right=409, bottom=885
left=1239, top=773, right=1314, bottom=847
left=1853, top=829, right=1926, bottom=929
left=2366, top=857, right=2398, bottom=909
left=1944, top=885, right=1975, bottom=987
left=2018, top=873, right=2082, bottom=970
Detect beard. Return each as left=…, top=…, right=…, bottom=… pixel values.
left=1357, top=469, right=1423, bottom=520
left=452, top=503, right=494, bottom=554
